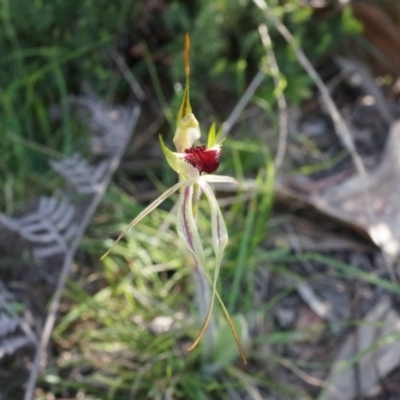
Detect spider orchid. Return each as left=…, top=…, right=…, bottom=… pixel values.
left=101, top=34, right=246, bottom=364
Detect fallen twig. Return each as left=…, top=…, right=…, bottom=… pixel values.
left=258, top=23, right=288, bottom=171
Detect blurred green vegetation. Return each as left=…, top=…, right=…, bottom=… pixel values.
left=0, top=0, right=361, bottom=210
left=0, top=1, right=371, bottom=398
left=1, top=0, right=141, bottom=211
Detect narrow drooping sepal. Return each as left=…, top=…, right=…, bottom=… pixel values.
left=176, top=185, right=210, bottom=275
left=199, top=180, right=228, bottom=260
left=187, top=180, right=227, bottom=351
left=186, top=177, right=246, bottom=363
left=100, top=179, right=190, bottom=261
left=176, top=184, right=220, bottom=353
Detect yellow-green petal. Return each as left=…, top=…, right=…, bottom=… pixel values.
left=207, top=122, right=224, bottom=149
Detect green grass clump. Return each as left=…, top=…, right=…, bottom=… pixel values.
left=0, top=0, right=141, bottom=210
left=35, top=133, right=280, bottom=398
left=0, top=0, right=360, bottom=210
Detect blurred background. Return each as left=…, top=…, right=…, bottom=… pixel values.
left=2, top=0, right=400, bottom=398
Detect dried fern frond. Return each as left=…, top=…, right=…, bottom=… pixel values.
left=0, top=196, right=78, bottom=258
left=0, top=281, right=34, bottom=358
left=50, top=153, right=109, bottom=194
left=0, top=283, right=20, bottom=338
left=0, top=312, right=20, bottom=337
left=69, top=93, right=135, bottom=155
left=0, top=336, right=32, bottom=358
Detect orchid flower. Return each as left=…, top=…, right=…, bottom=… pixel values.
left=101, top=34, right=246, bottom=364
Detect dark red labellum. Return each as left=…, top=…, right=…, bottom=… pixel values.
left=184, top=145, right=220, bottom=174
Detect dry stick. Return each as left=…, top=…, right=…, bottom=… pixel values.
left=110, top=49, right=146, bottom=102
left=228, top=367, right=264, bottom=400
left=278, top=358, right=330, bottom=390
left=258, top=23, right=288, bottom=171
left=221, top=69, right=266, bottom=140
left=23, top=104, right=141, bottom=400
left=352, top=281, right=362, bottom=400
left=253, top=0, right=397, bottom=282
left=221, top=28, right=287, bottom=169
